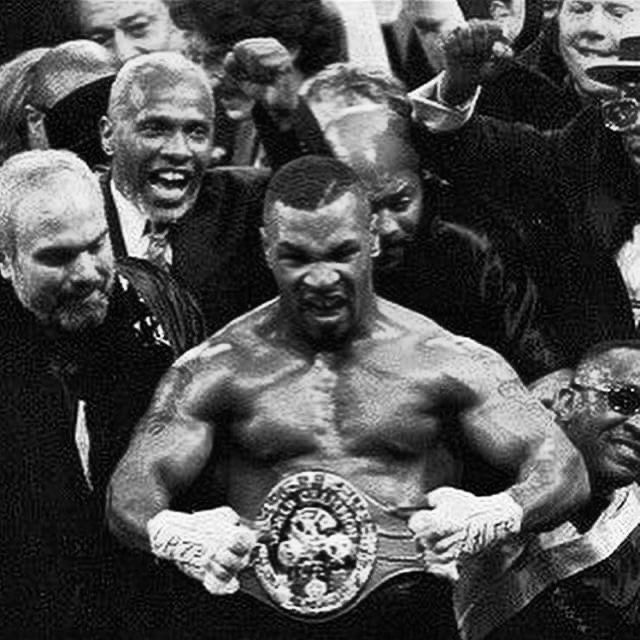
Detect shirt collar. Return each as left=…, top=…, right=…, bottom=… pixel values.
left=110, top=180, right=149, bottom=257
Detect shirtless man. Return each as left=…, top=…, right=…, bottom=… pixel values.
left=108, top=156, right=588, bottom=639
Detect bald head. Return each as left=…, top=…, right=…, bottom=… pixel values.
left=28, top=40, right=116, bottom=110
left=108, top=50, right=213, bottom=121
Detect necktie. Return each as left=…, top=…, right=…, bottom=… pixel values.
left=144, top=221, right=171, bottom=271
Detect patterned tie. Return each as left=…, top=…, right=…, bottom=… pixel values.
left=143, top=220, right=171, bottom=271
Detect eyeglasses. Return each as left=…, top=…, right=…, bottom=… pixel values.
left=601, top=96, right=640, bottom=132
left=572, top=382, right=640, bottom=415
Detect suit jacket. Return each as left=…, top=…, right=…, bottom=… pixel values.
left=414, top=107, right=639, bottom=365
left=0, top=274, right=178, bottom=638
left=101, top=169, right=277, bottom=334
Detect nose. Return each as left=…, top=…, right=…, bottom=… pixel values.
left=161, top=130, right=191, bottom=160
left=377, top=209, right=402, bottom=238
left=114, top=31, right=145, bottom=63
left=581, top=6, right=607, bottom=39
left=69, top=251, right=103, bottom=287
left=303, top=263, right=340, bottom=290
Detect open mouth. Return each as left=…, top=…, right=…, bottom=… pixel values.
left=302, top=295, right=347, bottom=317
left=148, top=169, right=192, bottom=200
left=576, top=48, right=616, bottom=60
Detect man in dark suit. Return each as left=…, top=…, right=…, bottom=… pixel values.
left=409, top=17, right=640, bottom=367
left=99, top=51, right=276, bottom=333
left=0, top=149, right=204, bottom=638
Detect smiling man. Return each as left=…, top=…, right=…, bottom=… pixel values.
left=108, top=156, right=587, bottom=640
left=100, top=51, right=275, bottom=332
left=455, top=341, right=640, bottom=640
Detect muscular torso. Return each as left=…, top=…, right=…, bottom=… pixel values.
left=185, top=299, right=484, bottom=519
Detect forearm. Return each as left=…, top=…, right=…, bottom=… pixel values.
left=507, top=431, right=590, bottom=531
left=106, top=461, right=170, bottom=551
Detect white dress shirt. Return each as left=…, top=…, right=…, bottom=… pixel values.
left=110, top=180, right=173, bottom=265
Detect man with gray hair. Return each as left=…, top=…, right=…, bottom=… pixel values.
left=99, top=50, right=275, bottom=332
left=0, top=149, right=201, bottom=637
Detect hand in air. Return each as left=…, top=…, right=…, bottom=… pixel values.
left=148, top=506, right=257, bottom=595
left=222, top=37, right=299, bottom=116
left=407, top=487, right=523, bottom=582
left=440, top=20, right=513, bottom=105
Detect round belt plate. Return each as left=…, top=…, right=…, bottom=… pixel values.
left=253, top=471, right=378, bottom=617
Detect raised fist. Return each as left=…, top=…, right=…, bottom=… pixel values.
left=222, top=37, right=299, bottom=118
left=408, top=487, right=523, bottom=582
left=148, top=506, right=258, bottom=595
left=440, top=20, right=513, bottom=105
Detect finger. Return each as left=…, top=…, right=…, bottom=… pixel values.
left=424, top=561, right=460, bottom=583
left=214, top=547, right=252, bottom=574
left=223, top=53, right=247, bottom=82
left=228, top=526, right=258, bottom=555
left=418, top=530, right=466, bottom=555
left=208, top=558, right=236, bottom=583
left=203, top=570, right=240, bottom=595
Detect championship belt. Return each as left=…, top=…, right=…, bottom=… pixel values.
left=239, top=470, right=424, bottom=621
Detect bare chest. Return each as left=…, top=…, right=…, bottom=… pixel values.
left=229, top=354, right=444, bottom=463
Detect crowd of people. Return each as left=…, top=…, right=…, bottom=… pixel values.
left=2, top=0, right=640, bottom=638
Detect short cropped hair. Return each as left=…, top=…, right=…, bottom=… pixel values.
left=0, top=149, right=101, bottom=257
left=0, top=47, right=50, bottom=165
left=108, top=51, right=213, bottom=121
left=301, top=63, right=412, bottom=120
left=263, top=155, right=367, bottom=230
left=169, top=0, right=347, bottom=77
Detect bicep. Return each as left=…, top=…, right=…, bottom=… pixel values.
left=123, top=365, right=215, bottom=496
left=459, top=352, right=557, bottom=474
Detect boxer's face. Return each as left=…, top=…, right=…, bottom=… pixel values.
left=103, top=69, right=214, bottom=224
left=323, top=108, right=423, bottom=270
left=268, top=190, right=375, bottom=346
left=564, top=348, right=640, bottom=490
left=1, top=174, right=114, bottom=332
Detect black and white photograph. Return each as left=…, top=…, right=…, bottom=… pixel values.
left=1, top=0, right=640, bottom=638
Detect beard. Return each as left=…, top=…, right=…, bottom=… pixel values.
left=52, top=289, right=111, bottom=332
left=16, top=275, right=113, bottom=333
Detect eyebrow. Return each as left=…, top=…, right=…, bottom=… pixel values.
left=118, top=12, right=152, bottom=26
left=276, top=239, right=360, bottom=256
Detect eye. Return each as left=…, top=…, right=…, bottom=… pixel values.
left=36, top=248, right=76, bottom=268
left=567, top=1, right=591, bottom=13
left=126, top=21, right=151, bottom=38
left=186, top=124, right=210, bottom=140
left=139, top=120, right=167, bottom=136
left=88, top=32, right=113, bottom=47
left=608, top=4, right=632, bottom=18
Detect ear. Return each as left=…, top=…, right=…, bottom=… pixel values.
left=260, top=227, right=274, bottom=269
left=24, top=104, right=48, bottom=150
left=100, top=115, right=115, bottom=157
left=0, top=251, right=14, bottom=282
left=489, top=0, right=511, bottom=19
left=552, top=387, right=577, bottom=423
left=370, top=213, right=381, bottom=258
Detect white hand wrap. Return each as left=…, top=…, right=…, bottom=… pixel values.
left=147, top=507, right=251, bottom=595
left=409, top=488, right=523, bottom=581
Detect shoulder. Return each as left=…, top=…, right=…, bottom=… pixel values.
left=174, top=298, right=276, bottom=372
